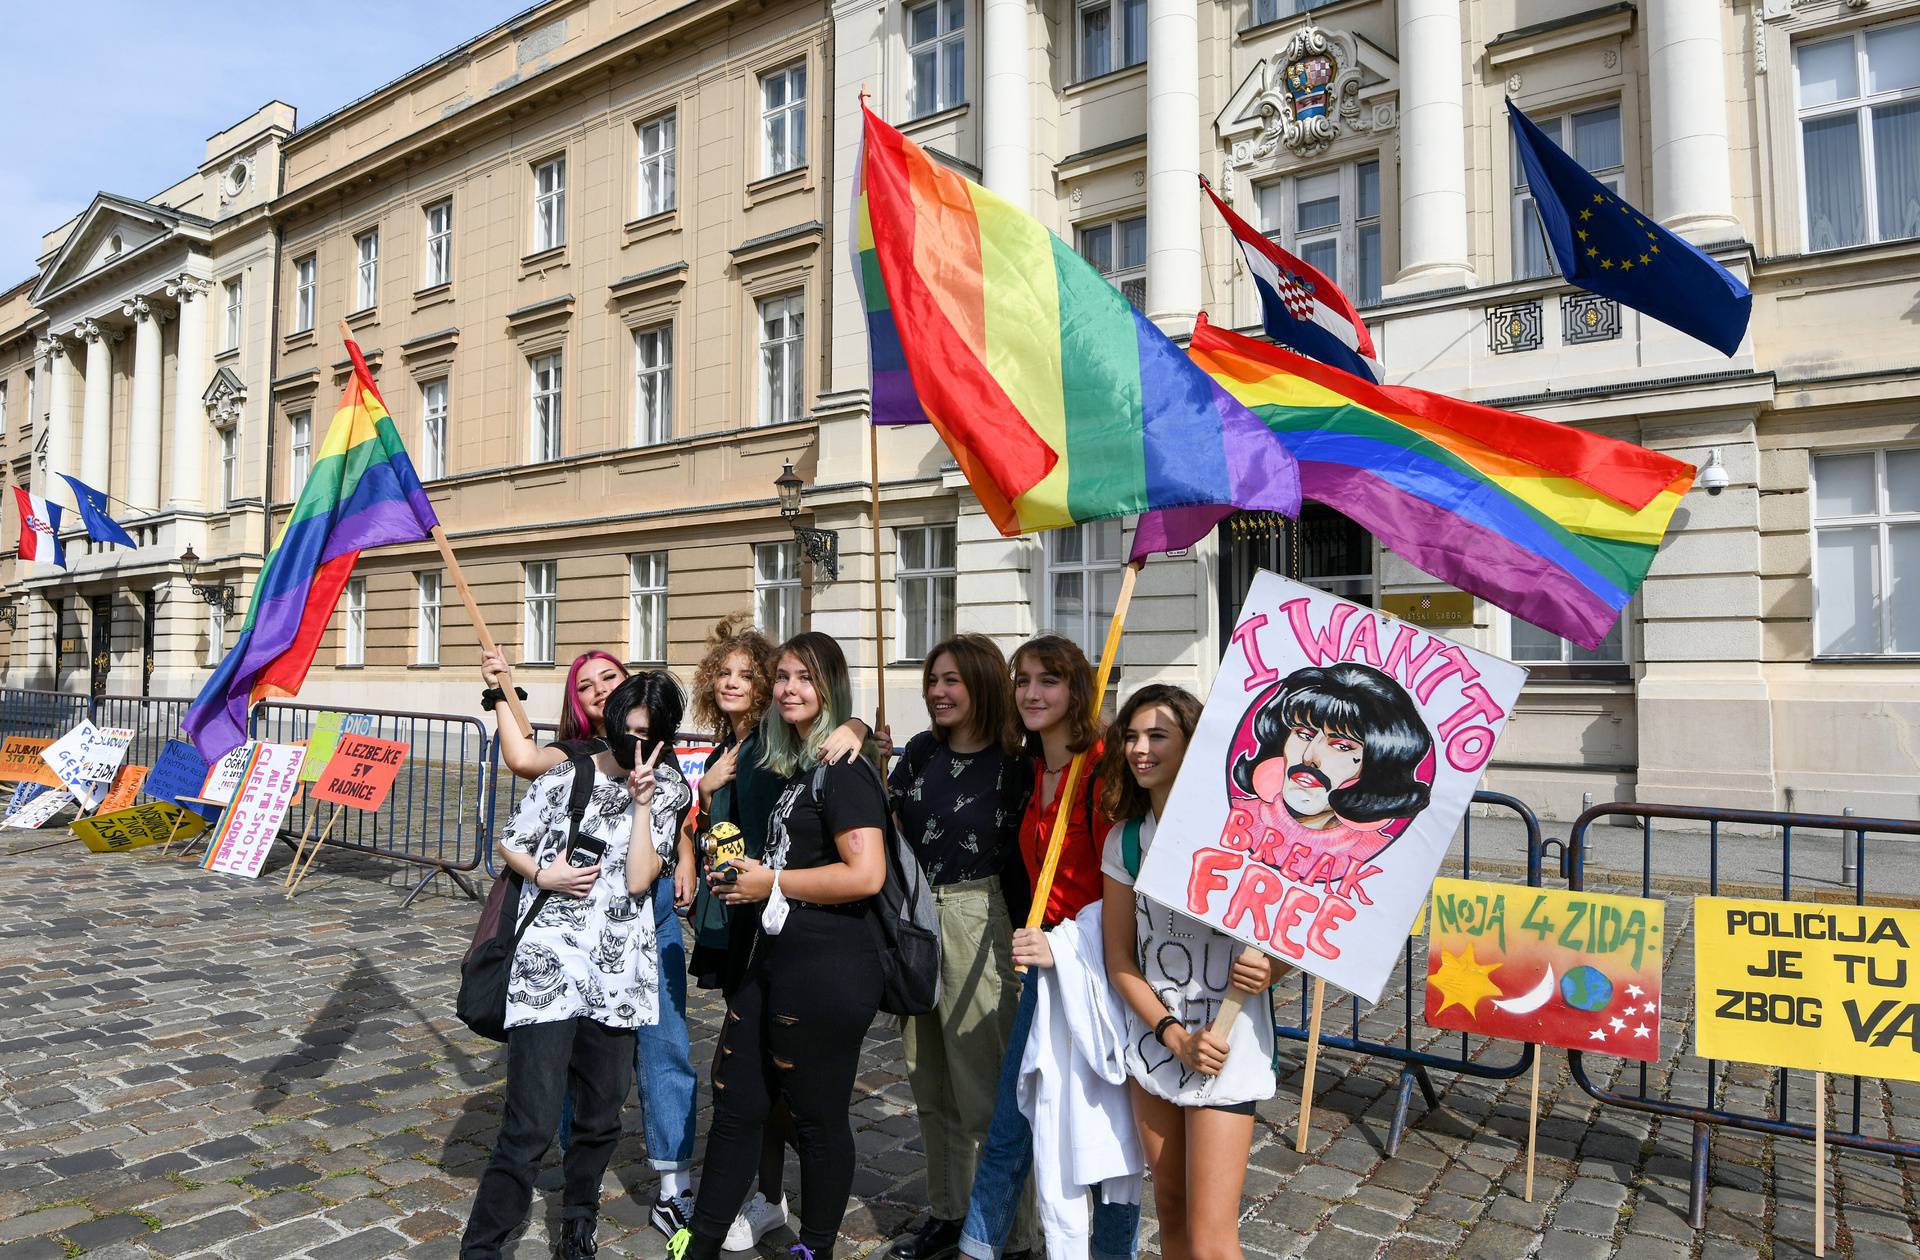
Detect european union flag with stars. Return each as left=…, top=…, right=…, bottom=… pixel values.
left=1508, top=99, right=1751, bottom=357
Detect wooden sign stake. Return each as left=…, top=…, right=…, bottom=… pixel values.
left=286, top=808, right=343, bottom=898
left=1524, top=1049, right=1542, bottom=1201
left=1814, top=1070, right=1826, bottom=1258
left=1295, top=976, right=1327, bottom=1153
left=282, top=810, right=321, bottom=888
left=154, top=809, right=188, bottom=856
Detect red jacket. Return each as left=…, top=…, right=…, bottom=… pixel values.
left=1018, top=744, right=1113, bottom=929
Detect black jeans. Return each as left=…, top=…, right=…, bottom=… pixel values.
left=460, top=1017, right=637, bottom=1260
left=685, top=907, right=884, bottom=1257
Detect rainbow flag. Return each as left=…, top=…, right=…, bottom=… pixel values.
left=183, top=338, right=439, bottom=760
left=855, top=105, right=1299, bottom=540
left=1189, top=317, right=1695, bottom=648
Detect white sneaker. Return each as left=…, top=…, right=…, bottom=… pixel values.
left=723, top=1193, right=788, bottom=1251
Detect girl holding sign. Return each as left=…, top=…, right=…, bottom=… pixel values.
left=1097, top=685, right=1283, bottom=1260
left=462, top=673, right=693, bottom=1260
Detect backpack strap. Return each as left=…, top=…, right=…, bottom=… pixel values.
left=511, top=753, right=598, bottom=939
left=1122, top=816, right=1143, bottom=880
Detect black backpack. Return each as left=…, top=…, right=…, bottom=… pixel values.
left=457, top=754, right=596, bottom=1042
left=809, top=758, right=940, bottom=1018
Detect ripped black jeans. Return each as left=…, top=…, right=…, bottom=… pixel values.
left=684, top=906, right=884, bottom=1257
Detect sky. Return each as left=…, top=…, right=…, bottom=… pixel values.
left=0, top=0, right=537, bottom=286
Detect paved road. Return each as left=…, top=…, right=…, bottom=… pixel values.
left=0, top=838, right=1915, bottom=1260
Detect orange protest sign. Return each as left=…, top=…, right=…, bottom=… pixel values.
left=310, top=735, right=409, bottom=811
left=99, top=765, right=149, bottom=815
left=0, top=738, right=63, bottom=786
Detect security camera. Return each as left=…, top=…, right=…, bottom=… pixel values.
left=1698, top=448, right=1729, bottom=496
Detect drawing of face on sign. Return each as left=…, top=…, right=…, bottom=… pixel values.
left=1225, top=664, right=1435, bottom=883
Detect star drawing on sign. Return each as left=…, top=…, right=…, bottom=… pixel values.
left=1609, top=1016, right=1627, bottom=1032
left=1634, top=1024, right=1651, bottom=1038
left=1428, top=944, right=1505, bottom=1017
left=1588, top=1028, right=1607, bottom=1042
left=1625, top=984, right=1644, bottom=998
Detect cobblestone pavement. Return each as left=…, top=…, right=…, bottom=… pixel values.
left=2, top=840, right=1916, bottom=1260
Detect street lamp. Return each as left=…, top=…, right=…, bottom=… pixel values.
left=775, top=460, right=839, bottom=580
left=178, top=546, right=236, bottom=616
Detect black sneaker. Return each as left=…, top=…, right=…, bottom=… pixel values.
left=891, top=1218, right=962, bottom=1260
left=650, top=1192, right=693, bottom=1238
left=556, top=1215, right=598, bottom=1260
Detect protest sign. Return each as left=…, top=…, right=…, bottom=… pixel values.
left=0, top=737, right=63, bottom=785
left=1135, top=572, right=1528, bottom=1005
left=42, top=720, right=110, bottom=808
left=8, top=782, right=48, bottom=813
left=310, top=735, right=409, bottom=811
left=197, top=741, right=257, bottom=807
left=301, top=711, right=377, bottom=782
left=676, top=745, right=714, bottom=794
left=1425, top=879, right=1665, bottom=1062
left=99, top=765, right=149, bottom=815
left=144, top=740, right=210, bottom=806
left=2, top=789, right=75, bottom=829
left=201, top=743, right=307, bottom=879
left=1694, top=897, right=1920, bottom=1080
left=76, top=727, right=135, bottom=783
left=73, top=802, right=207, bottom=853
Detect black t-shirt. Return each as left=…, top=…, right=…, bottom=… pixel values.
left=765, top=757, right=888, bottom=873
left=888, top=732, right=1033, bottom=886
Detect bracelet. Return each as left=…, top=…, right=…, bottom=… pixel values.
left=481, top=685, right=529, bottom=712
left=1152, top=1014, right=1179, bottom=1046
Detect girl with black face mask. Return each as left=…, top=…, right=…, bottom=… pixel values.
left=460, top=672, right=694, bottom=1260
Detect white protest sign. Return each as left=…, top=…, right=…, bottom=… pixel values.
left=196, top=741, right=258, bottom=807
left=2, top=788, right=76, bottom=830
left=41, top=720, right=112, bottom=810
left=76, top=727, right=135, bottom=783
left=1135, top=572, right=1527, bottom=1005
left=201, top=743, right=308, bottom=879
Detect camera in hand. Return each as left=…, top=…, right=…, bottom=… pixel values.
left=565, top=834, right=608, bottom=869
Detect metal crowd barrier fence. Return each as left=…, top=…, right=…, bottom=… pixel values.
left=92, top=694, right=195, bottom=773
left=0, top=687, right=94, bottom=744
left=1564, top=802, right=1920, bottom=1228
left=251, top=700, right=492, bottom=906
left=1272, top=789, right=1544, bottom=1155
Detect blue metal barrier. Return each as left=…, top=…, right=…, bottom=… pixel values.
left=0, top=688, right=93, bottom=743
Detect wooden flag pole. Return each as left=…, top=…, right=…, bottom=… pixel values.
left=282, top=809, right=321, bottom=887
left=1019, top=558, right=1143, bottom=954
left=1295, top=976, right=1327, bottom=1153
left=1814, top=1070, right=1826, bottom=1258
left=869, top=422, right=889, bottom=768
left=333, top=320, right=532, bottom=742
left=1524, top=1049, right=1542, bottom=1201
left=287, top=808, right=343, bottom=898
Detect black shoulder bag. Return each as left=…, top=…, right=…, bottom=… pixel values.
left=457, top=754, right=596, bottom=1042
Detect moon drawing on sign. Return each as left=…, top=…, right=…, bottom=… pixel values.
left=1491, top=965, right=1556, bottom=1015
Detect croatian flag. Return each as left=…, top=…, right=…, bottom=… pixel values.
left=1202, top=177, right=1381, bottom=383
left=13, top=488, right=65, bottom=568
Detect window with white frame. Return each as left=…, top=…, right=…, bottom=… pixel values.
left=219, top=425, right=238, bottom=507
left=1813, top=447, right=1919, bottom=655
left=761, top=64, right=807, bottom=177
left=421, top=378, right=448, bottom=479
left=424, top=199, right=453, bottom=288
left=1252, top=0, right=1336, bottom=25
left=223, top=278, right=243, bottom=351
left=524, top=561, right=557, bottom=664
left=908, top=0, right=966, bottom=118
left=1795, top=21, right=1920, bottom=251
left=634, top=324, right=673, bottom=445
left=206, top=602, right=226, bottom=667
left=1257, top=159, right=1384, bottom=305
left=288, top=411, right=311, bottom=500
left=1510, top=613, right=1627, bottom=668
left=354, top=229, right=379, bottom=311
left=1044, top=519, right=1124, bottom=659
left=417, top=571, right=441, bottom=666
left=533, top=156, right=567, bottom=252
left=530, top=353, right=563, bottom=462
left=896, top=525, right=956, bottom=660
left=294, top=255, right=316, bottom=332
left=758, top=293, right=805, bottom=425
left=1076, top=0, right=1145, bottom=81
left=344, top=577, right=366, bottom=666
left=1512, top=104, right=1623, bottom=280
left=754, top=541, right=801, bottom=642
left=1077, top=215, right=1147, bottom=310
left=628, top=552, right=668, bottom=663
left=637, top=113, right=677, bottom=219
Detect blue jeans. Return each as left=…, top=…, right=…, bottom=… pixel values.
left=959, top=975, right=1140, bottom=1260
left=558, top=878, right=698, bottom=1171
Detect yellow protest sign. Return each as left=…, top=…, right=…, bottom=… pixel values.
left=71, top=803, right=208, bottom=854
left=1694, top=896, right=1920, bottom=1081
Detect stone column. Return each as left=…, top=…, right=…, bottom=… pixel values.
left=78, top=319, right=118, bottom=494
left=981, top=0, right=1031, bottom=209
left=124, top=297, right=163, bottom=515
left=40, top=336, right=75, bottom=503
left=166, top=276, right=210, bottom=511
left=1648, top=0, right=1740, bottom=241
left=1391, top=0, right=1473, bottom=293
left=1145, top=0, right=1202, bottom=334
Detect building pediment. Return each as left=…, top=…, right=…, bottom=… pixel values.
left=31, top=193, right=212, bottom=308
left=1217, top=24, right=1398, bottom=171
left=202, top=364, right=247, bottom=426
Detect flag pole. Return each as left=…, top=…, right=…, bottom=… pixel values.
left=335, top=320, right=531, bottom=740
left=869, top=422, right=889, bottom=766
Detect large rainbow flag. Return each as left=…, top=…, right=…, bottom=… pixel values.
left=183, top=338, right=439, bottom=760
left=1189, top=317, right=1694, bottom=648
left=855, top=105, right=1299, bottom=540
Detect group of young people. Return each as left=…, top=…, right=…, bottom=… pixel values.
left=459, top=619, right=1291, bottom=1260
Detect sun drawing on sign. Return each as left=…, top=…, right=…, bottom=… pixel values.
left=1429, top=944, right=1504, bottom=1017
